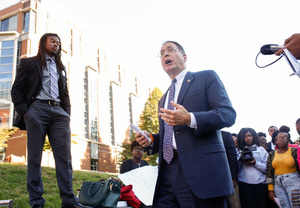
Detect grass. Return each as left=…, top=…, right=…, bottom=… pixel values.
left=0, top=163, right=113, bottom=207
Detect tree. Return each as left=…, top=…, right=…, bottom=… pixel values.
left=119, top=87, right=163, bottom=166
left=0, top=127, right=17, bottom=149
left=43, top=134, right=78, bottom=151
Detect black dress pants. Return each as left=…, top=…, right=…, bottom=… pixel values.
left=153, top=155, right=227, bottom=208
left=239, top=182, right=269, bottom=208
left=25, top=100, right=77, bottom=206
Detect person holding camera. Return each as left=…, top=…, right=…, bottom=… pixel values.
left=266, top=126, right=300, bottom=208
left=237, top=128, right=269, bottom=208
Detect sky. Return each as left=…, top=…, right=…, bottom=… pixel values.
left=15, top=0, right=300, bottom=141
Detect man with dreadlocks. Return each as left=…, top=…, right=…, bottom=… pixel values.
left=11, top=33, right=90, bottom=208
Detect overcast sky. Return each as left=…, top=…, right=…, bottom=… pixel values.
left=59, top=0, right=300, bottom=141
left=4, top=0, right=299, bottom=141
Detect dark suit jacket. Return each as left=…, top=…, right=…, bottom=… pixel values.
left=266, top=141, right=274, bottom=153
left=11, top=57, right=70, bottom=130
left=151, top=70, right=236, bottom=199
left=221, top=131, right=238, bottom=180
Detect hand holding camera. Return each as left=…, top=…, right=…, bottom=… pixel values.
left=240, top=146, right=257, bottom=165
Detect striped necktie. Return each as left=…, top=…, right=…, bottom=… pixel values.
left=163, top=78, right=177, bottom=164
left=49, top=58, right=59, bottom=99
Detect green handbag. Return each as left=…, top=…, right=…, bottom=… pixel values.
left=78, top=179, right=121, bottom=208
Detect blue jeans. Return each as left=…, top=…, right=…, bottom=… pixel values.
left=274, top=172, right=300, bottom=208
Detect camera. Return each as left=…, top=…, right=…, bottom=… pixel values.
left=241, top=146, right=257, bottom=161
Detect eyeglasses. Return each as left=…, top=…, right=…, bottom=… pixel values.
left=277, top=136, right=289, bottom=141
left=159, top=46, right=177, bottom=58
left=133, top=147, right=145, bottom=152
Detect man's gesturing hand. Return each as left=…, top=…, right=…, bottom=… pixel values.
left=159, top=101, right=191, bottom=126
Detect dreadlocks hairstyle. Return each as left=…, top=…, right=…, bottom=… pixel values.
left=237, top=127, right=260, bottom=149
left=35, top=33, right=65, bottom=73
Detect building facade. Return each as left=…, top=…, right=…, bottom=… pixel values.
left=0, top=0, right=151, bottom=173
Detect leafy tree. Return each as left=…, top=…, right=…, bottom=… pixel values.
left=0, top=127, right=17, bottom=149
left=119, top=87, right=163, bottom=166
left=43, top=134, right=78, bottom=151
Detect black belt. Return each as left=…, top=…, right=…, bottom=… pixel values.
left=38, top=100, right=60, bottom=106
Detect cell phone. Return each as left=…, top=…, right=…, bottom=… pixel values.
left=129, top=124, right=151, bottom=143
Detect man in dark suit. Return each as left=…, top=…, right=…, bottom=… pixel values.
left=221, top=131, right=240, bottom=208
left=136, top=41, right=236, bottom=207
left=11, top=33, right=90, bottom=208
left=266, top=125, right=278, bottom=153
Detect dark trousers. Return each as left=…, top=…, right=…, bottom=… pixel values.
left=25, top=100, right=77, bottom=206
left=153, top=155, right=227, bottom=208
left=239, top=182, right=269, bottom=208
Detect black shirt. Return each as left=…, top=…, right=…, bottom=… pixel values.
left=120, top=159, right=149, bottom=174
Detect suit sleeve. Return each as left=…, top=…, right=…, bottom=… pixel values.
left=11, top=59, right=30, bottom=117
left=193, top=70, right=236, bottom=135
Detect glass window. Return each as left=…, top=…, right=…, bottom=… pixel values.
left=88, top=68, right=99, bottom=141
left=0, top=15, right=17, bottom=32
left=0, top=57, right=13, bottom=64
left=0, top=39, right=15, bottom=127
left=0, top=73, right=12, bottom=82
left=23, top=12, right=30, bottom=32
left=1, top=48, right=14, bottom=56
left=0, top=64, right=13, bottom=73
left=2, top=41, right=14, bottom=48
left=0, top=19, right=9, bottom=31
left=90, top=159, right=98, bottom=171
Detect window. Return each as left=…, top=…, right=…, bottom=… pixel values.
left=0, top=40, right=15, bottom=126
left=23, top=11, right=36, bottom=33
left=84, top=67, right=99, bottom=141
left=91, top=159, right=98, bottom=171
left=109, top=85, right=115, bottom=145
left=23, top=12, right=30, bottom=32
left=0, top=15, right=17, bottom=32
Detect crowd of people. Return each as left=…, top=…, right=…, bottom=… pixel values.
left=227, top=122, right=300, bottom=208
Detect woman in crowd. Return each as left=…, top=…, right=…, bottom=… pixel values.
left=266, top=126, right=300, bottom=208
left=237, top=128, right=269, bottom=208
left=120, top=140, right=149, bottom=174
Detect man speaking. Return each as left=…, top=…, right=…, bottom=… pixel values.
left=136, top=41, right=236, bottom=208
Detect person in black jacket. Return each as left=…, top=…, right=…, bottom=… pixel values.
left=120, top=140, right=149, bottom=174
left=267, top=126, right=278, bottom=153
left=221, top=131, right=241, bottom=208
left=11, top=33, right=90, bottom=208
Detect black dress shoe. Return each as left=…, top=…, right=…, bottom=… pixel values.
left=32, top=205, right=44, bottom=208
left=61, top=202, right=92, bottom=208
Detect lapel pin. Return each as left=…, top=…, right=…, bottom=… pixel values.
left=187, top=80, right=190, bottom=82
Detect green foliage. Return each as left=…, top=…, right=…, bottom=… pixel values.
left=43, top=136, right=51, bottom=151
left=0, top=163, right=112, bottom=207
left=119, top=87, right=163, bottom=167
left=0, top=127, right=17, bottom=149
left=43, top=134, right=78, bottom=152
left=118, top=134, right=135, bottom=166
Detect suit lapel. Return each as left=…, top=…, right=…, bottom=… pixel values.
left=33, top=58, right=43, bottom=81
left=177, top=71, right=195, bottom=104
left=159, top=93, right=167, bottom=109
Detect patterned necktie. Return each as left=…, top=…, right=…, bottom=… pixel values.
left=163, top=78, right=177, bottom=164
left=49, top=58, right=59, bottom=98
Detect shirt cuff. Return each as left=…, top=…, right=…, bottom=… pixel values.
left=188, top=113, right=197, bottom=129
left=268, top=184, right=274, bottom=191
